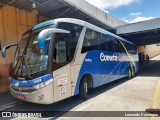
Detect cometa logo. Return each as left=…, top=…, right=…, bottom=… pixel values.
left=100, top=53, right=118, bottom=61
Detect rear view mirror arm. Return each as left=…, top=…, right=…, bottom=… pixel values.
left=2, top=42, right=18, bottom=58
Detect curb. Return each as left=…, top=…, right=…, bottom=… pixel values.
left=0, top=101, right=24, bottom=111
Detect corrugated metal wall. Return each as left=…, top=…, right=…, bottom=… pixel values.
left=0, top=5, right=37, bottom=93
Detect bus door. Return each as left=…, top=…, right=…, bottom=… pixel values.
left=52, top=35, right=72, bottom=102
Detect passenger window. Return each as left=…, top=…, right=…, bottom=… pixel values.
left=98, top=33, right=106, bottom=51
left=124, top=43, right=137, bottom=54
left=118, top=41, right=126, bottom=53
left=111, top=38, right=119, bottom=52
left=82, top=30, right=128, bottom=53
left=100, top=34, right=116, bottom=52
left=81, top=29, right=98, bottom=53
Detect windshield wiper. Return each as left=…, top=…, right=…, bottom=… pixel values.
left=15, top=56, right=22, bottom=76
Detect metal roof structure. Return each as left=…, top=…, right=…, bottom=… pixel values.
left=1, top=0, right=160, bottom=46
left=0, top=0, right=126, bottom=31
left=116, top=18, right=160, bottom=46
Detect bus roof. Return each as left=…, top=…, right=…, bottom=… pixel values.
left=32, top=18, right=135, bottom=45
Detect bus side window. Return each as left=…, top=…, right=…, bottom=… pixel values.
left=118, top=40, right=126, bottom=53
left=98, top=33, right=108, bottom=51
left=102, top=34, right=116, bottom=52
left=112, top=38, right=119, bottom=52
left=81, top=29, right=98, bottom=53
left=124, top=43, right=137, bottom=54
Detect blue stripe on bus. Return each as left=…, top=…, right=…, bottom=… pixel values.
left=32, top=20, right=55, bottom=31
left=10, top=74, right=53, bottom=87
left=74, top=50, right=137, bottom=95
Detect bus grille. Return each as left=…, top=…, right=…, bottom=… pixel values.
left=11, top=85, right=35, bottom=92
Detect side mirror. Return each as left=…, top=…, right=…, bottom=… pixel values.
left=38, top=28, right=70, bottom=49
left=2, top=42, right=18, bottom=58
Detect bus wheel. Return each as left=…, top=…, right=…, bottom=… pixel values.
left=128, top=68, right=132, bottom=79
left=79, top=76, right=88, bottom=99
left=132, top=68, right=135, bottom=78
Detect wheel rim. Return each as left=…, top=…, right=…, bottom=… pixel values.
left=132, top=71, right=134, bottom=77
left=84, top=80, right=88, bottom=94
left=129, top=69, right=132, bottom=78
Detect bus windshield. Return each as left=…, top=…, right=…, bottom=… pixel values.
left=12, top=22, right=83, bottom=79
left=13, top=25, right=55, bottom=78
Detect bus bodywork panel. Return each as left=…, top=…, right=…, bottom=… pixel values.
left=74, top=50, right=139, bottom=95
left=10, top=82, right=54, bottom=104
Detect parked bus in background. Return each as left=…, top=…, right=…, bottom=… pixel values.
left=2, top=18, right=139, bottom=104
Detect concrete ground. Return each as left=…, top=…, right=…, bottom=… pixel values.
left=0, top=92, right=17, bottom=107
left=4, top=55, right=160, bottom=120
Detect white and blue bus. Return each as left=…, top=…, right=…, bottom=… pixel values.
left=2, top=18, right=139, bottom=104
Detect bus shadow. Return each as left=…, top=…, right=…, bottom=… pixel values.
left=138, top=59, right=160, bottom=77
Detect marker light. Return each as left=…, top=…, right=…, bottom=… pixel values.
left=18, top=94, right=25, bottom=100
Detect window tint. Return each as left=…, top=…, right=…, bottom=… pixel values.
left=81, top=29, right=98, bottom=53
left=131, top=45, right=137, bottom=54
left=57, top=22, right=83, bottom=61
left=116, top=40, right=126, bottom=53
left=82, top=29, right=122, bottom=53
left=99, top=34, right=114, bottom=51
left=124, top=43, right=137, bottom=54
left=81, top=29, right=136, bottom=54
left=112, top=38, right=119, bottom=52
left=55, top=40, right=67, bottom=63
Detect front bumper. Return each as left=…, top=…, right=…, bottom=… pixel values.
left=10, top=83, right=54, bottom=104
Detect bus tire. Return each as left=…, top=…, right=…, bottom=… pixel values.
left=132, top=67, right=135, bottom=78
left=128, top=68, right=132, bottom=80
left=79, top=76, right=88, bottom=99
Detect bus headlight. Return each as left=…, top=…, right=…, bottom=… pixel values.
left=33, top=79, right=53, bottom=90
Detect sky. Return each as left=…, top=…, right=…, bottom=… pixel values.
left=85, top=0, right=160, bottom=23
